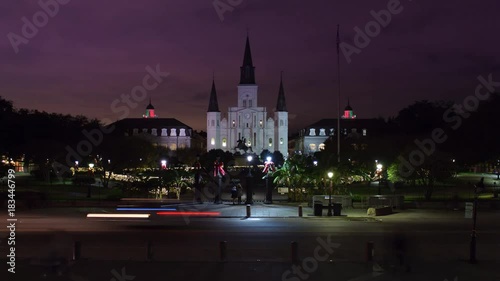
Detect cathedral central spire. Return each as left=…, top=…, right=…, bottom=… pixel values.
left=239, top=35, right=256, bottom=84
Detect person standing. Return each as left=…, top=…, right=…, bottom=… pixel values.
left=231, top=183, right=238, bottom=204
left=237, top=183, right=243, bottom=204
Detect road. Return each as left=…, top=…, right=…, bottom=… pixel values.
left=1, top=208, right=499, bottom=281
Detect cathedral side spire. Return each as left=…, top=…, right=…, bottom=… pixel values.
left=276, top=71, right=287, bottom=112
left=239, top=35, right=256, bottom=84
left=207, top=78, right=220, bottom=112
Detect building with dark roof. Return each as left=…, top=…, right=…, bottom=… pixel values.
left=111, top=101, right=205, bottom=151
left=293, top=102, right=390, bottom=155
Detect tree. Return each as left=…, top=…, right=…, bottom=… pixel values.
left=273, top=154, right=312, bottom=201
left=391, top=149, right=455, bottom=200
left=94, top=136, right=157, bottom=189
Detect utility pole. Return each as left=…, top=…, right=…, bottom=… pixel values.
left=336, top=24, right=341, bottom=164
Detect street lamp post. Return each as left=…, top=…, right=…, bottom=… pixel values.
left=264, top=156, right=275, bottom=204
left=376, top=163, right=383, bottom=195
left=246, top=155, right=253, bottom=205
left=470, top=185, right=479, bottom=264
left=87, top=163, right=94, bottom=198
left=327, top=172, right=333, bottom=216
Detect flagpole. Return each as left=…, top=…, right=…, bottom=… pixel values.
left=336, top=24, right=341, bottom=164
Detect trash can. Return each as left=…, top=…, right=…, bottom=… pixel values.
left=333, top=203, right=342, bottom=216
left=314, top=201, right=323, bottom=216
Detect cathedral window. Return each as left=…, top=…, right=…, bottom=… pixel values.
left=222, top=138, right=227, bottom=147
left=232, top=120, right=235, bottom=127
left=249, top=100, right=253, bottom=107
left=280, top=120, right=284, bottom=126
left=211, top=120, right=215, bottom=127
left=253, top=133, right=256, bottom=146
left=210, top=138, right=215, bottom=145
left=280, top=138, right=284, bottom=145
left=269, top=138, right=273, bottom=147
left=243, top=100, right=247, bottom=107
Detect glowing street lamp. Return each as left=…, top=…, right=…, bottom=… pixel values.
left=88, top=163, right=94, bottom=169
left=161, top=160, right=167, bottom=170
left=246, top=155, right=254, bottom=204
left=327, top=172, right=334, bottom=216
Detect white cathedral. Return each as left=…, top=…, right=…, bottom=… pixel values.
left=206, top=35, right=288, bottom=156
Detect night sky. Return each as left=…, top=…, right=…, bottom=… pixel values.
left=2, top=0, right=499, bottom=133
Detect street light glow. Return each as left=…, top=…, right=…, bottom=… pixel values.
left=327, top=172, right=333, bottom=178
left=266, top=156, right=272, bottom=162
left=247, top=155, right=253, bottom=162
left=88, top=163, right=94, bottom=169
left=376, top=164, right=383, bottom=170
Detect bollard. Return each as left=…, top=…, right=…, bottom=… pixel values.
left=366, top=241, right=374, bottom=262
left=220, top=241, right=227, bottom=262
left=291, top=241, right=298, bottom=264
left=73, top=241, right=81, bottom=261
left=246, top=204, right=251, bottom=217
left=298, top=205, right=303, bottom=217
left=147, top=241, right=153, bottom=260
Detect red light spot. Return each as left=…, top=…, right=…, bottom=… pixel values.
left=156, top=211, right=220, bottom=216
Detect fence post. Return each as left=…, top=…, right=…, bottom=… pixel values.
left=220, top=241, right=227, bottom=262
left=298, top=205, right=303, bottom=217
left=366, top=241, right=374, bottom=262
left=291, top=241, right=298, bottom=264
left=147, top=241, right=153, bottom=260
left=73, top=241, right=81, bottom=261
left=246, top=204, right=251, bottom=217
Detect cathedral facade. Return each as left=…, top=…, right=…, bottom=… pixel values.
left=206, top=36, right=288, bottom=156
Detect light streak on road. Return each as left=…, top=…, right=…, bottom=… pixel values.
left=87, top=214, right=150, bottom=218
left=156, top=211, right=220, bottom=216
left=116, top=208, right=176, bottom=211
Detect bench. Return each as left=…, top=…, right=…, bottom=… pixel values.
left=367, top=206, right=393, bottom=216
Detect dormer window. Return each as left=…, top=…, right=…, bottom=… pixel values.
left=319, top=128, right=326, bottom=136
left=309, top=128, right=316, bottom=136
